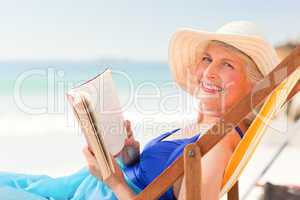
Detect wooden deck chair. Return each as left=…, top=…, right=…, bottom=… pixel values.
left=130, top=47, right=300, bottom=200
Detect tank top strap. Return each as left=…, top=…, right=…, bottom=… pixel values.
left=235, top=126, right=244, bottom=138
left=143, top=128, right=180, bottom=150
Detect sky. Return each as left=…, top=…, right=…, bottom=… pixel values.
left=0, top=0, right=300, bottom=61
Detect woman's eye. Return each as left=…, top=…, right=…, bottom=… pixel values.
left=224, top=62, right=234, bottom=69
left=202, top=56, right=212, bottom=64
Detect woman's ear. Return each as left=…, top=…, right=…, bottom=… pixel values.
left=246, top=80, right=255, bottom=95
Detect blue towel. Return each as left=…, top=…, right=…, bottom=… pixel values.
left=0, top=159, right=141, bottom=200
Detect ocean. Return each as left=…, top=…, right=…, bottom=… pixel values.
left=0, top=60, right=197, bottom=139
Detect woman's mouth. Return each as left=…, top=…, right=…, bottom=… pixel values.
left=200, top=81, right=224, bottom=94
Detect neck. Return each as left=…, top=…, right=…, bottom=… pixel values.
left=197, top=112, right=221, bottom=125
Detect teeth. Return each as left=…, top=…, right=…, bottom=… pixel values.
left=202, top=81, right=223, bottom=92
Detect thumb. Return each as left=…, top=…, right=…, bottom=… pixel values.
left=124, top=120, right=133, bottom=138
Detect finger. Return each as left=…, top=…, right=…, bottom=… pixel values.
left=82, top=147, right=102, bottom=178
left=124, top=120, right=131, bottom=133
left=83, top=146, right=96, bottom=162
left=124, top=120, right=133, bottom=138
left=84, top=153, right=98, bottom=172
left=83, top=146, right=92, bottom=156
left=82, top=146, right=90, bottom=156
left=87, top=146, right=95, bottom=156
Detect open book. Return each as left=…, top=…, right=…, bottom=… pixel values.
left=67, top=69, right=126, bottom=180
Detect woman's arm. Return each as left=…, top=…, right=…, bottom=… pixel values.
left=174, top=130, right=241, bottom=200
left=108, top=182, right=136, bottom=200
left=115, top=120, right=140, bottom=166
left=83, top=120, right=140, bottom=199
left=83, top=146, right=136, bottom=200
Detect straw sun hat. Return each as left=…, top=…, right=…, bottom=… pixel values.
left=168, top=21, right=280, bottom=95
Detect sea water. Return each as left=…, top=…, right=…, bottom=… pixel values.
left=0, top=59, right=197, bottom=139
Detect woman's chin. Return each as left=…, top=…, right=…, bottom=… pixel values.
left=200, top=101, right=222, bottom=109
left=200, top=106, right=223, bottom=115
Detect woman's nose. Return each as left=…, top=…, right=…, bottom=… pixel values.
left=202, top=62, right=219, bottom=80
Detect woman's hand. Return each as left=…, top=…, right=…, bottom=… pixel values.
left=82, top=120, right=139, bottom=182
left=83, top=146, right=126, bottom=187
left=83, top=146, right=102, bottom=180
left=115, top=120, right=140, bottom=166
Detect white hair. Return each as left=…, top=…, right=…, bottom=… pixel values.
left=208, top=40, right=264, bottom=83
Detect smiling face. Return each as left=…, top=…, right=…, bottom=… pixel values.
left=194, top=41, right=258, bottom=117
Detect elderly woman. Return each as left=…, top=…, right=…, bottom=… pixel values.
left=83, top=21, right=279, bottom=200
left=0, top=21, right=279, bottom=200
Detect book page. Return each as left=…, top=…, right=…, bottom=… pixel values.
left=68, top=69, right=126, bottom=156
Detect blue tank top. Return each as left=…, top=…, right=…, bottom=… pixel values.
left=123, top=126, right=243, bottom=200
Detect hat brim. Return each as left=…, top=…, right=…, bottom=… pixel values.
left=168, top=28, right=279, bottom=95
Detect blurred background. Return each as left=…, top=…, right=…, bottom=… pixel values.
left=0, top=0, right=300, bottom=199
